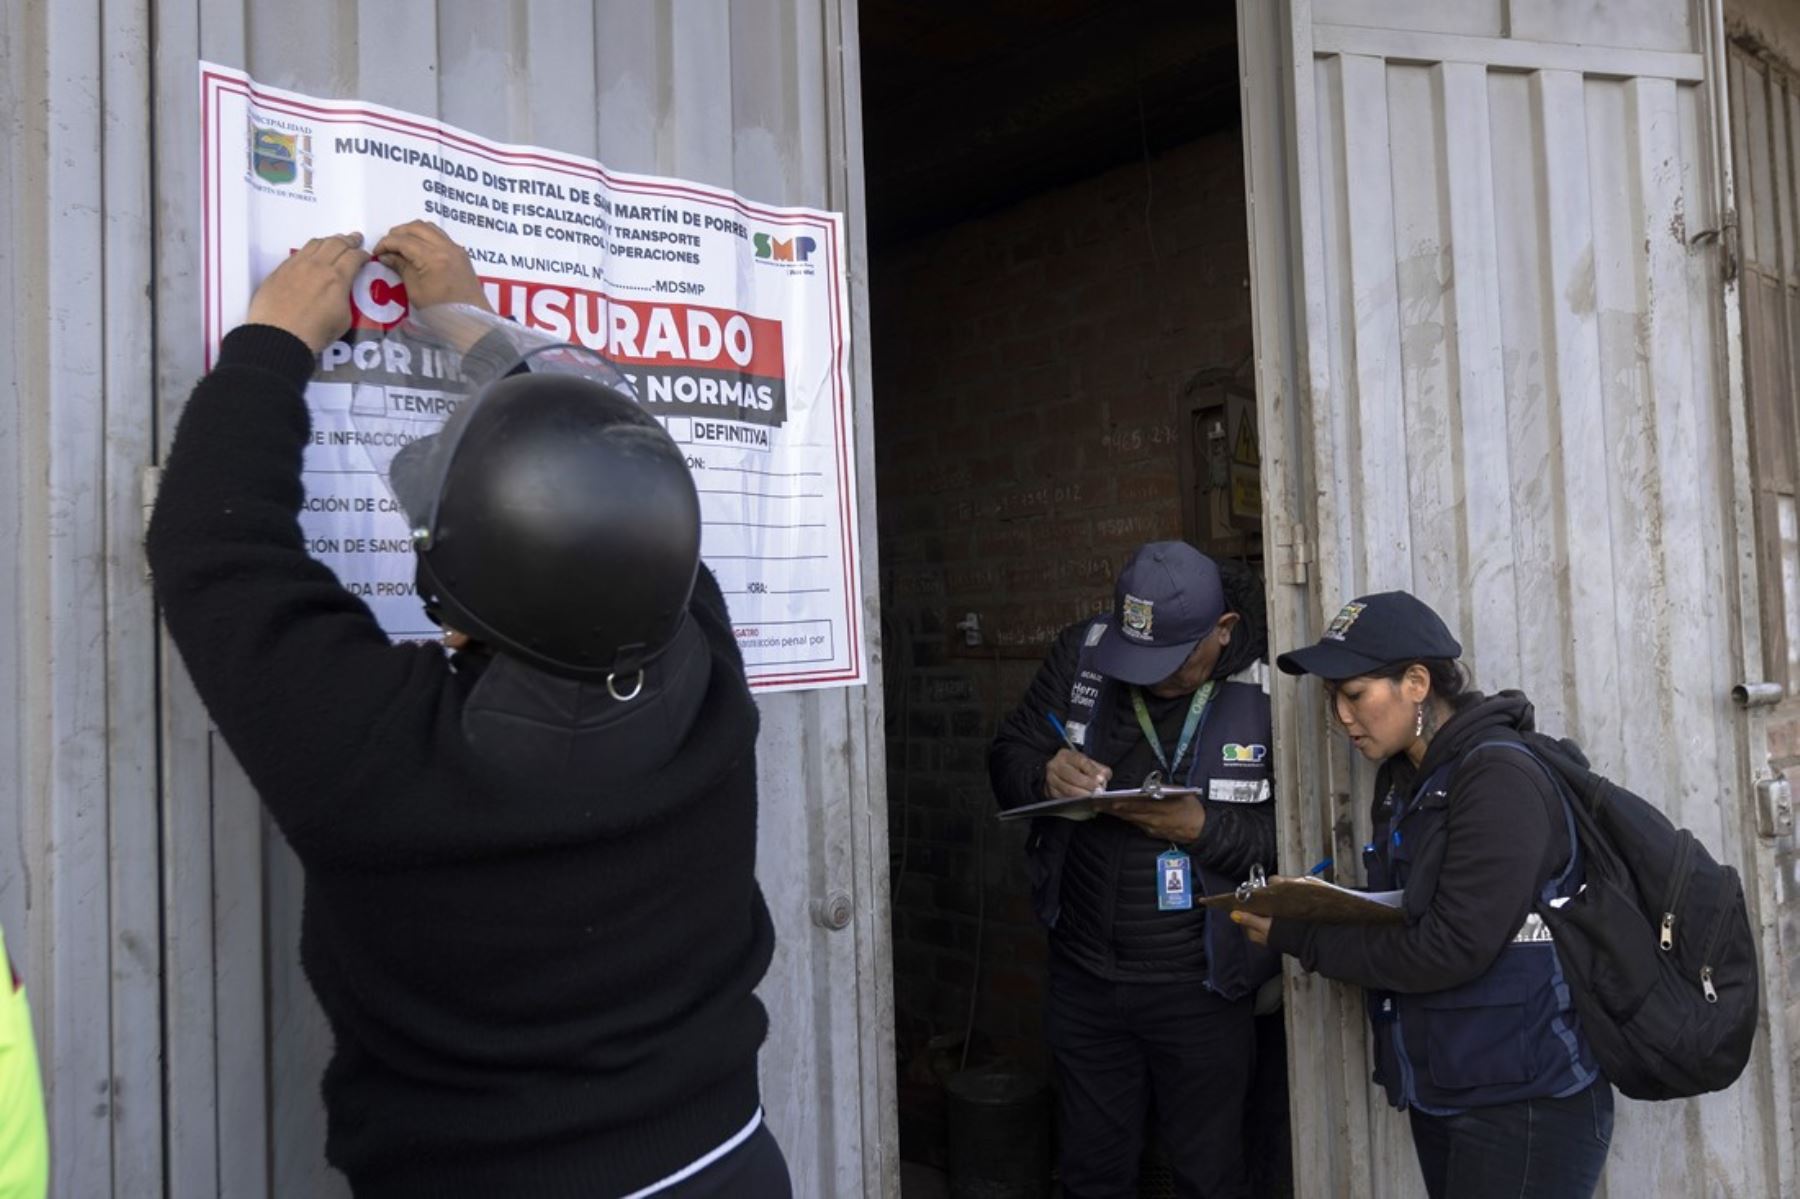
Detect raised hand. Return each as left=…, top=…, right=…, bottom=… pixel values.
left=372, top=220, right=491, bottom=311
left=246, top=233, right=370, bottom=353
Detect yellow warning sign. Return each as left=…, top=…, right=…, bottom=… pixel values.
left=1233, top=410, right=1259, bottom=467
left=1231, top=465, right=1262, bottom=520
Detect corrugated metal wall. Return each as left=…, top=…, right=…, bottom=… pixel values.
left=6, top=2, right=894, bottom=1196
left=2, top=3, right=165, bottom=1197
left=1247, top=0, right=1794, bottom=1194
left=1723, top=31, right=1800, bottom=1183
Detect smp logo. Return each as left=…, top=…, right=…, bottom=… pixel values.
left=245, top=112, right=317, bottom=201
left=753, top=231, right=818, bottom=273
left=1221, top=743, right=1268, bottom=766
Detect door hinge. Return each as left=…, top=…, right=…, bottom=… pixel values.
left=1693, top=208, right=1739, bottom=283
left=1275, top=524, right=1312, bottom=585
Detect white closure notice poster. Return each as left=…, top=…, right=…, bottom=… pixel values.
left=200, top=64, right=864, bottom=692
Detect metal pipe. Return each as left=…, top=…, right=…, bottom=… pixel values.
left=1731, top=682, right=1784, bottom=708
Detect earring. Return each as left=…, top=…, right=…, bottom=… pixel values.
left=1414, top=703, right=1425, bottom=738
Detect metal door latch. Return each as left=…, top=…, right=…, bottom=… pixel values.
left=1756, top=775, right=1793, bottom=839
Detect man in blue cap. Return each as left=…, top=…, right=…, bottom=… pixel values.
left=990, top=541, right=1278, bottom=1199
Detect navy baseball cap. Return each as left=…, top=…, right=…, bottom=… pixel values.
left=1090, top=542, right=1227, bottom=686
left=1275, top=591, right=1462, bottom=680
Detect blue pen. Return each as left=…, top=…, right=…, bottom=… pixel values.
left=1045, top=711, right=1080, bottom=753
left=1307, top=857, right=1334, bottom=876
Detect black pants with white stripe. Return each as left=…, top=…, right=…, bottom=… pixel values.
left=658, top=1123, right=791, bottom=1198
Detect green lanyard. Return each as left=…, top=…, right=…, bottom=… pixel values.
left=1129, top=680, right=1215, bottom=784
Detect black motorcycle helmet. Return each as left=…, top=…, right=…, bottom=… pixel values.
left=391, top=361, right=701, bottom=692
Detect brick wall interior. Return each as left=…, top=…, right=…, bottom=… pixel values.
left=870, top=129, right=1252, bottom=1165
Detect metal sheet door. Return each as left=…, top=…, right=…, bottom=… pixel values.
left=1238, top=0, right=1790, bottom=1194
left=150, top=3, right=894, bottom=1196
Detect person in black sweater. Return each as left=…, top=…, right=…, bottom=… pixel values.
left=1239, top=592, right=1611, bottom=1199
left=145, top=225, right=789, bottom=1198
left=990, top=542, right=1278, bottom=1199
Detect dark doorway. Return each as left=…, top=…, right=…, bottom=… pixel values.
left=859, top=4, right=1287, bottom=1196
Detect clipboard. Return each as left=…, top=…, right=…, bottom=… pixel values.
left=1200, top=874, right=1407, bottom=925
left=997, top=773, right=1202, bottom=821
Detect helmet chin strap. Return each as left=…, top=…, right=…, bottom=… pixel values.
left=414, top=556, right=444, bottom=628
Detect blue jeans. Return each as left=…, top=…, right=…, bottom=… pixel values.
left=1407, top=1081, right=1613, bottom=1199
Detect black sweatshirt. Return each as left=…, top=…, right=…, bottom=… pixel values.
left=1267, top=691, right=1570, bottom=993
left=146, top=325, right=775, bottom=1198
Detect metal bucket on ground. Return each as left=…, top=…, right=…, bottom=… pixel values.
left=943, top=1067, right=1050, bottom=1199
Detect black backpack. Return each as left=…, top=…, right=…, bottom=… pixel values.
left=1499, top=733, right=1759, bottom=1101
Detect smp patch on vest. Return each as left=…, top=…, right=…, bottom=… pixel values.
left=1120, top=594, right=1154, bottom=641
left=1221, top=742, right=1267, bottom=766
left=1323, top=601, right=1365, bottom=641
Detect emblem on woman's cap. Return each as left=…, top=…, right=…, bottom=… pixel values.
left=1323, top=601, right=1365, bottom=642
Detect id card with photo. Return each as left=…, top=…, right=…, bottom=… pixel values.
left=1157, top=849, right=1192, bottom=911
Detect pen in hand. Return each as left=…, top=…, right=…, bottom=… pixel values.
left=1043, top=712, right=1112, bottom=797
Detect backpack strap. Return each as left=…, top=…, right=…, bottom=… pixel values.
left=1461, top=739, right=1583, bottom=898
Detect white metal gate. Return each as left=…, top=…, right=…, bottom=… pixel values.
left=1239, top=0, right=1793, bottom=1194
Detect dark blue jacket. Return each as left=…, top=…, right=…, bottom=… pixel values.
left=1271, top=693, right=1600, bottom=1111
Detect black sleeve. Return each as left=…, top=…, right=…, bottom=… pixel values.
left=987, top=622, right=1087, bottom=812
left=1190, top=785, right=1277, bottom=879
left=1267, top=754, right=1558, bottom=993
left=146, top=326, right=447, bottom=828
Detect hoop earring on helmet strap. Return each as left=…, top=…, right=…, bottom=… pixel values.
left=607, top=670, right=645, bottom=702
left=1414, top=703, right=1425, bottom=738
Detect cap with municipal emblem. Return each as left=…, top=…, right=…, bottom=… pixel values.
left=1089, top=541, right=1227, bottom=686
left=1275, top=591, right=1462, bottom=680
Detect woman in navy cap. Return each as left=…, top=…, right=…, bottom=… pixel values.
left=1237, top=592, right=1612, bottom=1199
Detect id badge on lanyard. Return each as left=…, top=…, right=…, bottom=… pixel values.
left=1157, top=848, right=1193, bottom=911
left=1131, top=682, right=1213, bottom=911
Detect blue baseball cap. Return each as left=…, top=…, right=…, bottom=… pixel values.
left=1090, top=541, right=1227, bottom=686
left=1276, top=591, right=1463, bottom=680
